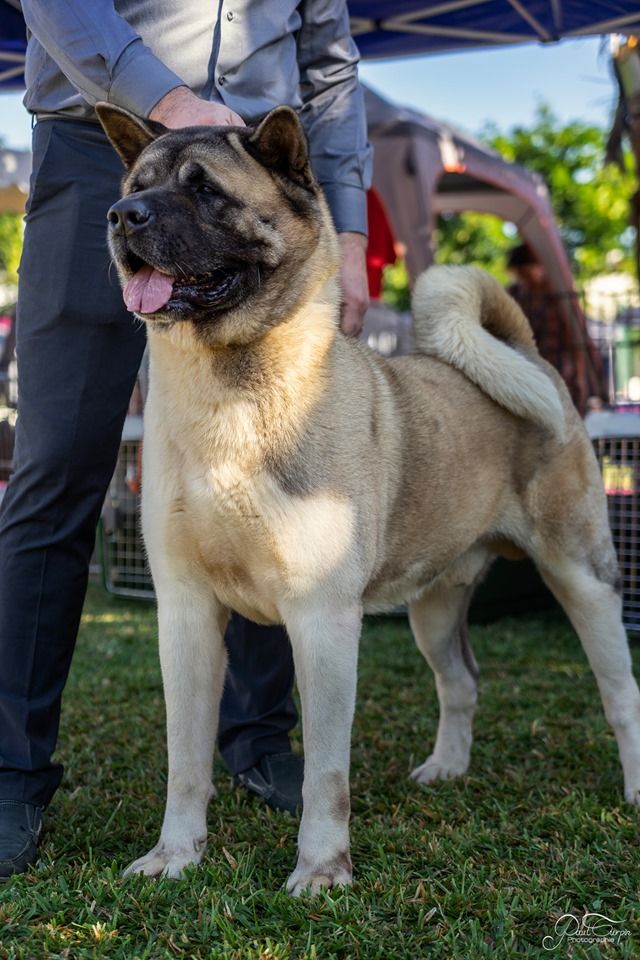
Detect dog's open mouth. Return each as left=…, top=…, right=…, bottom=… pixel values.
left=123, top=261, right=241, bottom=315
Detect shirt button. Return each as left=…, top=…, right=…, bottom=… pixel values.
left=218, top=76, right=226, bottom=86
left=227, top=10, right=234, bottom=20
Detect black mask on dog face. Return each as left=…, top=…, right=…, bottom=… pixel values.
left=97, top=103, right=329, bottom=346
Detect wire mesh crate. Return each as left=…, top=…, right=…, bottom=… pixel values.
left=587, top=410, right=640, bottom=634
left=99, top=415, right=154, bottom=599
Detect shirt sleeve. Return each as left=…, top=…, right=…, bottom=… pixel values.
left=296, top=0, right=373, bottom=236
left=21, top=1, right=185, bottom=117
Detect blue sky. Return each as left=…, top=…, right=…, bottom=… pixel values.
left=0, top=36, right=617, bottom=150
left=360, top=36, right=616, bottom=134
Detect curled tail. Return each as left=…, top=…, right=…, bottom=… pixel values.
left=412, top=265, right=565, bottom=440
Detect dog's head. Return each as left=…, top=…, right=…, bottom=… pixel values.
left=96, top=104, right=339, bottom=346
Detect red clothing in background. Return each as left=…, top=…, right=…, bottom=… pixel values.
left=366, top=190, right=396, bottom=299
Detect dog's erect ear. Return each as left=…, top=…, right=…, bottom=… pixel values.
left=95, top=102, right=166, bottom=168
left=246, top=106, right=314, bottom=189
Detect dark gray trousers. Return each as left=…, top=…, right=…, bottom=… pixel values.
left=0, top=118, right=297, bottom=807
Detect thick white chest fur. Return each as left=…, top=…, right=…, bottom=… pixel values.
left=144, top=442, right=359, bottom=624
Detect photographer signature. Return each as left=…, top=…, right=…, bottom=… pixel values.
left=542, top=912, right=631, bottom=950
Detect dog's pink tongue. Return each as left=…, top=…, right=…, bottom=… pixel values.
left=123, top=265, right=174, bottom=314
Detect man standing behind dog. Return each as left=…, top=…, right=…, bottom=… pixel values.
left=0, top=1, right=371, bottom=877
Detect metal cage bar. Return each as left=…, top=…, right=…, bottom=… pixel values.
left=99, top=419, right=155, bottom=599
left=592, top=430, right=640, bottom=634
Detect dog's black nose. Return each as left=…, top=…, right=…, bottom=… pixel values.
left=107, top=197, right=154, bottom=234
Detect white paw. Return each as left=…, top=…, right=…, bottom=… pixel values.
left=123, top=838, right=205, bottom=879
left=286, top=852, right=352, bottom=897
left=411, top=755, right=468, bottom=784
left=624, top=784, right=640, bottom=806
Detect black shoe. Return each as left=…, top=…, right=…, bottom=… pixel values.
left=234, top=753, right=303, bottom=815
left=0, top=801, right=42, bottom=880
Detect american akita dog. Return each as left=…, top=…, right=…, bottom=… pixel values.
left=97, top=102, right=640, bottom=895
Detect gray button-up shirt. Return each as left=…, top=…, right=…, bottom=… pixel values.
left=20, top=0, right=372, bottom=234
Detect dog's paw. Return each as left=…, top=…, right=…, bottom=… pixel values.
left=286, top=852, right=352, bottom=897
left=624, top=783, right=640, bottom=806
left=410, top=755, right=468, bottom=784
left=123, top=839, right=205, bottom=880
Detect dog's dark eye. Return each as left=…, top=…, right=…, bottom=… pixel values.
left=195, top=183, right=218, bottom=196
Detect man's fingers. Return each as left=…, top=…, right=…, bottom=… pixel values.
left=340, top=306, right=365, bottom=338
left=337, top=231, right=369, bottom=338
left=225, top=110, right=245, bottom=126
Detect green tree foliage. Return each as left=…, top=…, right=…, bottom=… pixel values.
left=381, top=257, right=412, bottom=311
left=436, top=104, right=637, bottom=283
left=434, top=212, right=514, bottom=285
left=0, top=213, right=23, bottom=284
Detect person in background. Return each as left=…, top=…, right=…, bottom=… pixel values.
left=506, top=243, right=602, bottom=413
left=0, top=1, right=372, bottom=878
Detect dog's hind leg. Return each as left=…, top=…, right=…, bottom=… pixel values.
left=408, top=554, right=487, bottom=785
left=283, top=601, right=361, bottom=896
left=534, top=545, right=640, bottom=805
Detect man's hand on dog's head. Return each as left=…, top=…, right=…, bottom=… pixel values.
left=150, top=85, right=245, bottom=128
left=339, top=232, right=369, bottom=338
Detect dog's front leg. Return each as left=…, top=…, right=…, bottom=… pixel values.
left=284, top=602, right=361, bottom=896
left=124, top=586, right=228, bottom=879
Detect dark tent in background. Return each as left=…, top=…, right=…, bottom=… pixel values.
left=365, top=85, right=574, bottom=288
left=364, top=84, right=603, bottom=405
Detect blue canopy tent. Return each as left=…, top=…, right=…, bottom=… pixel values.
left=350, top=1, right=640, bottom=58
left=2, top=2, right=640, bottom=90
left=0, top=0, right=24, bottom=90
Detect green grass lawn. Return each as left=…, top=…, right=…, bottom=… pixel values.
left=1, top=583, right=639, bottom=959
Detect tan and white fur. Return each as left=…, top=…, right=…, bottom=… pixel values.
left=96, top=105, right=640, bottom=896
